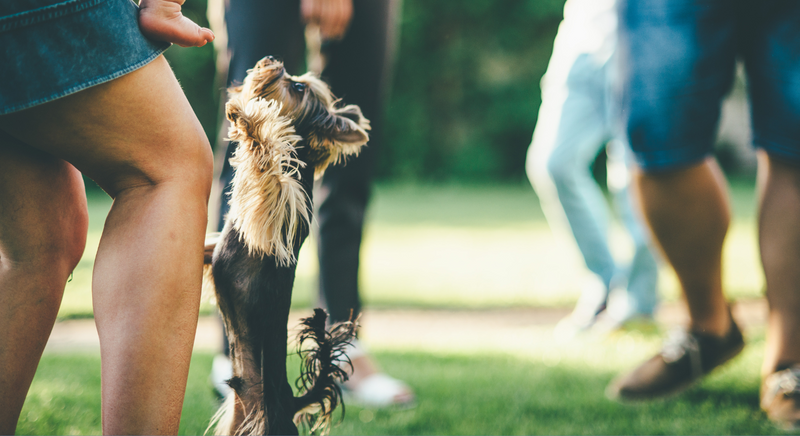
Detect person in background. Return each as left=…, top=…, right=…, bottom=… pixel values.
left=607, top=0, right=800, bottom=429
left=526, top=0, right=659, bottom=337
left=209, top=0, right=414, bottom=407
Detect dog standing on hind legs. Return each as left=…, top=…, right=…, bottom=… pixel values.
left=204, top=56, right=370, bottom=435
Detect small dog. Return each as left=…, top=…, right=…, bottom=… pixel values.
left=204, top=56, right=370, bottom=435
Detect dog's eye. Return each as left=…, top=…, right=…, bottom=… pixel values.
left=291, top=81, right=306, bottom=92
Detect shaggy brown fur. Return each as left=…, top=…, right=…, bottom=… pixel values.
left=204, top=56, right=369, bottom=435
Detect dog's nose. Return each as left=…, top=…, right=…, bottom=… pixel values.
left=256, top=56, right=278, bottom=69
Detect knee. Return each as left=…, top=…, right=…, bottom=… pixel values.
left=1, top=192, right=88, bottom=282
left=32, top=212, right=88, bottom=284
left=525, top=142, right=549, bottom=189
left=526, top=142, right=573, bottom=193
left=40, top=191, right=89, bottom=278
left=114, top=128, right=214, bottom=202
left=188, top=135, right=215, bottom=201
left=167, top=128, right=214, bottom=200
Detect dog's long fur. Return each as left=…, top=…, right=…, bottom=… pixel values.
left=205, top=57, right=369, bottom=435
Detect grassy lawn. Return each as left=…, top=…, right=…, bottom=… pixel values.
left=28, top=178, right=782, bottom=435
left=21, top=327, right=788, bottom=434
left=60, top=177, right=764, bottom=318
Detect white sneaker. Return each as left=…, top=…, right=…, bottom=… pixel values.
left=554, top=277, right=609, bottom=339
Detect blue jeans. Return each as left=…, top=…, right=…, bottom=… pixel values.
left=527, top=53, right=659, bottom=318
left=620, top=0, right=800, bottom=170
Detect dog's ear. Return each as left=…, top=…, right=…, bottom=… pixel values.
left=307, top=104, right=370, bottom=176
left=331, top=104, right=371, bottom=145
left=314, top=104, right=370, bottom=149
left=225, top=98, right=310, bottom=267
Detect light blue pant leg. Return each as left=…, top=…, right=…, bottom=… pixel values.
left=607, top=140, right=660, bottom=317
left=527, top=56, right=618, bottom=293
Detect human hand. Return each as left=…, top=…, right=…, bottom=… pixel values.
left=300, top=0, right=353, bottom=41
left=138, top=0, right=215, bottom=48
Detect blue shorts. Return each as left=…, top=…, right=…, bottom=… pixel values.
left=0, top=0, right=169, bottom=115
left=619, top=0, right=800, bottom=171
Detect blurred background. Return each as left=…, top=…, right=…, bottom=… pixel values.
left=21, top=0, right=779, bottom=434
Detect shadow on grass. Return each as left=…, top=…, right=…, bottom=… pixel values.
left=18, top=347, right=786, bottom=435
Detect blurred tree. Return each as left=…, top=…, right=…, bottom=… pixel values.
left=165, top=0, right=567, bottom=182
left=163, top=0, right=219, bottom=146
left=380, top=0, right=565, bottom=182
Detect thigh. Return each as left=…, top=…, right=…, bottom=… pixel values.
left=619, top=0, right=737, bottom=171
left=743, top=2, right=800, bottom=164
left=0, top=56, right=211, bottom=197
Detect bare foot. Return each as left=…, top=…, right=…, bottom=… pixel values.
left=138, top=0, right=214, bottom=48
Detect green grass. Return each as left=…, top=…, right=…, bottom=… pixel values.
left=20, top=327, right=791, bottom=435
left=37, top=179, right=776, bottom=434
left=17, top=353, right=219, bottom=435
left=60, top=179, right=765, bottom=318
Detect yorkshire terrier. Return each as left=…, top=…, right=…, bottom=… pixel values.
left=204, top=56, right=369, bottom=435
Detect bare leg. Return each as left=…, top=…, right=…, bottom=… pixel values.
left=632, top=158, right=731, bottom=336
left=0, top=56, right=213, bottom=434
left=0, top=140, right=88, bottom=435
left=757, top=151, right=800, bottom=375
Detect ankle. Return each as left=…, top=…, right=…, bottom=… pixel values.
left=343, top=355, right=380, bottom=387
left=689, top=307, right=732, bottom=337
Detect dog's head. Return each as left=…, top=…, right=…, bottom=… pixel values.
left=227, top=56, right=370, bottom=174
left=224, top=57, right=370, bottom=266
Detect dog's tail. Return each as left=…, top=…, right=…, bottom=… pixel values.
left=293, top=309, right=358, bottom=435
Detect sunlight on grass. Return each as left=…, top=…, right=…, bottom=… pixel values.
left=22, top=326, right=785, bottom=435
left=292, top=182, right=765, bottom=309
left=331, top=335, right=775, bottom=435
left=59, top=181, right=765, bottom=317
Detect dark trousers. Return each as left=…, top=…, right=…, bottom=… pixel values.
left=217, top=0, right=398, bottom=324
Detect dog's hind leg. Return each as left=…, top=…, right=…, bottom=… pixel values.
left=211, top=227, right=300, bottom=435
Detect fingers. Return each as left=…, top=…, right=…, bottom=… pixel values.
left=301, top=0, right=322, bottom=24
left=301, top=0, right=353, bottom=40
left=138, top=0, right=215, bottom=48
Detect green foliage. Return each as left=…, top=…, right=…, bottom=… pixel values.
left=59, top=179, right=763, bottom=319
left=163, top=0, right=220, bottom=145
left=381, top=0, right=565, bottom=181
left=165, top=0, right=567, bottom=181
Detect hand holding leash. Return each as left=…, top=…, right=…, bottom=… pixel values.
left=301, top=0, right=353, bottom=41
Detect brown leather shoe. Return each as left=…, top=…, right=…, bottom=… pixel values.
left=761, top=365, right=800, bottom=430
left=606, top=318, right=745, bottom=401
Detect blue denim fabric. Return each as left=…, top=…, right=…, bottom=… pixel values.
left=527, top=53, right=659, bottom=318
left=0, top=0, right=169, bottom=115
left=619, top=0, right=800, bottom=171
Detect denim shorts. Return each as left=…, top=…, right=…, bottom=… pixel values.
left=618, top=0, right=800, bottom=171
left=0, top=0, right=169, bottom=115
